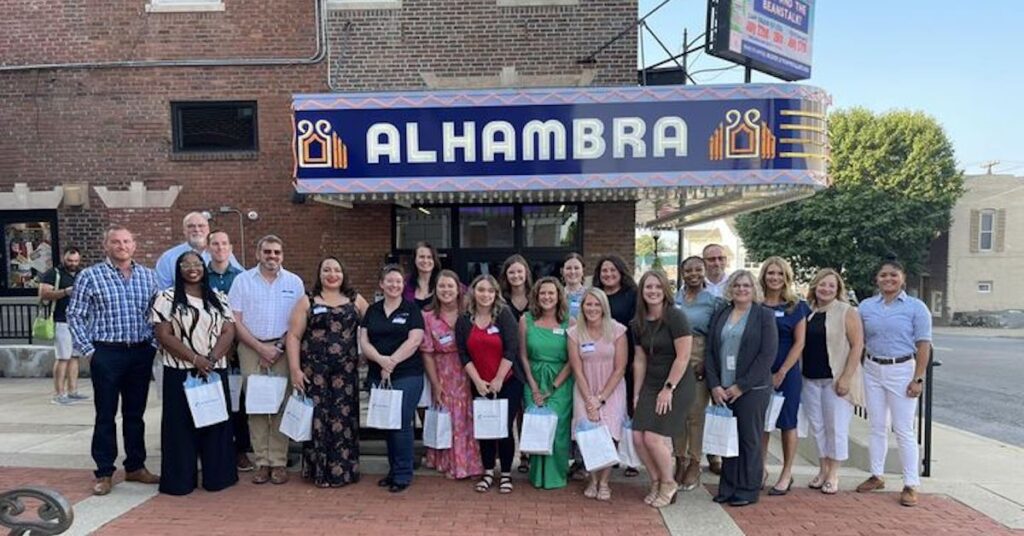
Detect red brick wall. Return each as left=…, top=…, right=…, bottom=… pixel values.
left=1, top=0, right=638, bottom=292
left=582, top=201, right=636, bottom=277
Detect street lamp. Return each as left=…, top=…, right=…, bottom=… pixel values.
left=213, top=206, right=257, bottom=267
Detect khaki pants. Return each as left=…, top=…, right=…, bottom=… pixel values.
left=674, top=335, right=710, bottom=459
left=238, top=342, right=290, bottom=468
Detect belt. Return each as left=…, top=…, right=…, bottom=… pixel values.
left=94, top=340, right=151, bottom=350
left=867, top=354, right=913, bottom=365
left=258, top=336, right=284, bottom=343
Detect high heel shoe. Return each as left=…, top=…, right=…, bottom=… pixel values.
left=768, top=477, right=794, bottom=496
left=644, top=480, right=660, bottom=505
left=650, top=481, right=678, bottom=508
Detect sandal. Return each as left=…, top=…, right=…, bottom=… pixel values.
left=644, top=480, right=661, bottom=505
left=821, top=480, right=839, bottom=495
left=584, top=481, right=598, bottom=499
left=518, top=458, right=530, bottom=473
left=808, top=474, right=826, bottom=490
left=475, top=471, right=494, bottom=493
left=498, top=473, right=514, bottom=494
left=597, top=484, right=612, bottom=501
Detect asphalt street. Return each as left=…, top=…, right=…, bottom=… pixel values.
left=931, top=333, right=1024, bottom=447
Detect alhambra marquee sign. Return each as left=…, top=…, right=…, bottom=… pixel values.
left=292, top=84, right=829, bottom=194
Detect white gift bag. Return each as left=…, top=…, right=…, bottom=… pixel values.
left=617, top=418, right=641, bottom=468
left=473, top=397, right=508, bottom=439
left=279, top=393, right=315, bottom=441
left=367, top=380, right=404, bottom=430
left=519, top=406, right=558, bottom=455
left=417, top=374, right=432, bottom=408
left=183, top=372, right=230, bottom=428
left=764, top=392, right=786, bottom=432
left=227, top=372, right=243, bottom=412
left=576, top=422, right=619, bottom=471
left=423, top=406, right=453, bottom=449
left=702, top=405, right=739, bottom=458
left=245, top=372, right=288, bottom=415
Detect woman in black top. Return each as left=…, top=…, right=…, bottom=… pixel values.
left=359, top=264, right=425, bottom=493
left=403, top=241, right=440, bottom=310
left=499, top=254, right=532, bottom=321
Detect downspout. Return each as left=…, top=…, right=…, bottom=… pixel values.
left=0, top=0, right=327, bottom=72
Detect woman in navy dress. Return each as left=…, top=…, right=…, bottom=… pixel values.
left=758, top=256, right=810, bottom=495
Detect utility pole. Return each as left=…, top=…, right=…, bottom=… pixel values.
left=980, top=160, right=1000, bottom=175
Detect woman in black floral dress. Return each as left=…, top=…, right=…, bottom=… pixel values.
left=286, top=257, right=369, bottom=487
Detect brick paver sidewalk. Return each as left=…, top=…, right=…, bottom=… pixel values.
left=714, top=484, right=1023, bottom=536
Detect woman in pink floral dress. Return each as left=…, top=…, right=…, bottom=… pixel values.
left=421, top=270, right=484, bottom=479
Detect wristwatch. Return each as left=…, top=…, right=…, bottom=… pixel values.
left=664, top=381, right=675, bottom=392
left=914, top=376, right=925, bottom=384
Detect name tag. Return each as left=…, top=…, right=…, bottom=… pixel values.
left=726, top=354, right=737, bottom=371
left=774, top=310, right=784, bottom=318
left=487, top=326, right=500, bottom=335
left=438, top=333, right=454, bottom=345
left=282, top=289, right=296, bottom=296
left=553, top=328, right=566, bottom=336
left=311, top=305, right=328, bottom=315
left=581, top=342, right=596, bottom=354
left=392, top=316, right=407, bottom=325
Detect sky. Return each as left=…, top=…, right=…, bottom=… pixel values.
left=637, top=0, right=1024, bottom=175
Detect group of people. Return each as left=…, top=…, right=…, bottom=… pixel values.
left=54, top=214, right=932, bottom=510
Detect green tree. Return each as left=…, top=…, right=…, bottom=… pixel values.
left=735, top=108, right=963, bottom=298
left=636, top=234, right=656, bottom=259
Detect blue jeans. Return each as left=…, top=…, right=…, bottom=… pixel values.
left=370, top=372, right=423, bottom=486
left=90, top=343, right=155, bottom=478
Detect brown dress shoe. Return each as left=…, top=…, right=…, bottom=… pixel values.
left=856, top=475, right=886, bottom=493
left=900, top=486, right=919, bottom=507
left=707, top=455, right=722, bottom=476
left=237, top=453, right=255, bottom=472
left=125, top=468, right=160, bottom=485
left=252, top=466, right=271, bottom=484
left=680, top=460, right=701, bottom=491
left=92, top=476, right=113, bottom=496
left=270, top=466, right=289, bottom=485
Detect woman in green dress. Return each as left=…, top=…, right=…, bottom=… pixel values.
left=519, top=276, right=574, bottom=490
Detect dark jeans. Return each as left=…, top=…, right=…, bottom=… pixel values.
left=90, top=343, right=155, bottom=478
left=370, top=372, right=423, bottom=486
left=160, top=367, right=238, bottom=495
left=232, top=374, right=252, bottom=455
left=478, top=378, right=523, bottom=473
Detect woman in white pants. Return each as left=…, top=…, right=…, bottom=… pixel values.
left=856, top=259, right=932, bottom=507
left=800, top=269, right=864, bottom=495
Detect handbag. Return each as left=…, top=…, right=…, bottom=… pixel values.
left=279, top=393, right=315, bottom=441
left=183, top=371, right=230, bottom=428
left=616, top=418, right=641, bottom=468
left=576, top=421, right=619, bottom=471
left=423, top=406, right=453, bottom=449
left=245, top=370, right=288, bottom=414
left=764, top=392, right=786, bottom=432
left=472, top=396, right=508, bottom=439
left=33, top=270, right=60, bottom=340
left=367, top=379, right=404, bottom=430
left=519, top=406, right=558, bottom=455
left=702, top=405, right=739, bottom=458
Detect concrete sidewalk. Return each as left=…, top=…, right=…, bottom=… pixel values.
left=1, top=378, right=1022, bottom=534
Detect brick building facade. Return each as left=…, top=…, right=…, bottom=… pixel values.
left=0, top=0, right=638, bottom=295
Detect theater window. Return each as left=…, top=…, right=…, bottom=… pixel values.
left=171, top=101, right=258, bottom=155
left=1, top=210, right=59, bottom=296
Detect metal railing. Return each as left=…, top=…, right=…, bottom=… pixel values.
left=0, top=304, right=40, bottom=344
left=0, top=487, right=73, bottom=535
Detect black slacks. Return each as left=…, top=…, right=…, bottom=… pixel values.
left=160, top=366, right=238, bottom=495
left=719, top=388, right=771, bottom=502
left=90, top=343, right=155, bottom=478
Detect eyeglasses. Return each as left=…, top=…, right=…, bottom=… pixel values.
left=704, top=256, right=727, bottom=262
left=179, top=262, right=205, bottom=270
left=261, top=249, right=282, bottom=256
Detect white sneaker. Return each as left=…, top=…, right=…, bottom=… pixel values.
left=67, top=392, right=90, bottom=401
left=50, top=395, right=74, bottom=406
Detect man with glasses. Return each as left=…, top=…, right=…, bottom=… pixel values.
left=154, top=212, right=242, bottom=289
left=67, top=225, right=160, bottom=496
left=702, top=244, right=731, bottom=299
left=227, top=235, right=304, bottom=485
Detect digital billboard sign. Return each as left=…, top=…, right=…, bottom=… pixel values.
left=707, top=0, right=815, bottom=81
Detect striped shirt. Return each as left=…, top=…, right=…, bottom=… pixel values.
left=150, top=289, right=234, bottom=369
left=67, top=259, right=159, bottom=357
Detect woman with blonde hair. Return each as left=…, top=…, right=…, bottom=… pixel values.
left=630, top=270, right=694, bottom=507
left=567, top=287, right=628, bottom=500
left=802, top=268, right=864, bottom=494
left=758, top=256, right=811, bottom=495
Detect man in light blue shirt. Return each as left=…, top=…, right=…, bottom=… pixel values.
left=154, top=212, right=242, bottom=289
